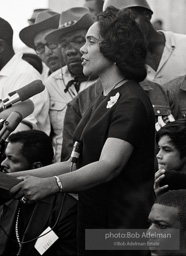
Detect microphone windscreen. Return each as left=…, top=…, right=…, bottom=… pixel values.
left=0, top=100, right=34, bottom=120
left=16, top=80, right=45, bottom=101
left=3, top=112, right=23, bottom=132
left=0, top=112, right=23, bottom=141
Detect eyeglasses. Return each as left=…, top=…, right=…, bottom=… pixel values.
left=35, top=42, right=58, bottom=54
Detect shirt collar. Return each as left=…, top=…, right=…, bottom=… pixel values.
left=163, top=31, right=176, bottom=50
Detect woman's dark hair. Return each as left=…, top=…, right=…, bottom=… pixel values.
left=156, top=119, right=186, bottom=159
left=98, top=6, right=147, bottom=82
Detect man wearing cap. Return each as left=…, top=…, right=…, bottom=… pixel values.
left=44, top=7, right=98, bottom=162
left=103, top=0, right=186, bottom=86
left=0, top=17, right=50, bottom=135
left=20, top=10, right=65, bottom=78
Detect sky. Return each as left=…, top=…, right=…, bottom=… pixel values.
left=0, top=0, right=48, bottom=50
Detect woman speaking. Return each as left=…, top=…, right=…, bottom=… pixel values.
left=10, top=6, right=155, bottom=256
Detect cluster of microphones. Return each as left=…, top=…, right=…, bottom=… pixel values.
left=0, top=80, right=44, bottom=154
left=0, top=80, right=45, bottom=195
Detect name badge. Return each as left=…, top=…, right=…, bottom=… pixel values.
left=34, top=226, right=59, bottom=255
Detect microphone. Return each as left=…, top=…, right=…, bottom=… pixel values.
left=0, top=112, right=22, bottom=142
left=0, top=112, right=22, bottom=161
left=71, top=141, right=81, bottom=163
left=0, top=100, right=34, bottom=141
left=0, top=100, right=34, bottom=120
left=0, top=100, right=34, bottom=162
left=0, top=80, right=44, bottom=111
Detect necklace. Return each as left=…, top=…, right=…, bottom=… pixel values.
left=104, top=78, right=127, bottom=96
left=15, top=207, right=21, bottom=248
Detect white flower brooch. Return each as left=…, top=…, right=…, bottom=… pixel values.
left=106, top=92, right=120, bottom=109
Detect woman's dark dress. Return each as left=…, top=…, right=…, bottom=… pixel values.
left=73, top=80, right=155, bottom=255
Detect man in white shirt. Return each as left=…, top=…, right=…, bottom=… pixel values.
left=19, top=10, right=65, bottom=79
left=0, top=17, right=50, bottom=135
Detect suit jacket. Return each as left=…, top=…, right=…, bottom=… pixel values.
left=0, top=193, right=77, bottom=255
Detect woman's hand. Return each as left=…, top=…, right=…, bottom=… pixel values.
left=154, top=169, right=169, bottom=197
left=9, top=176, right=58, bottom=203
